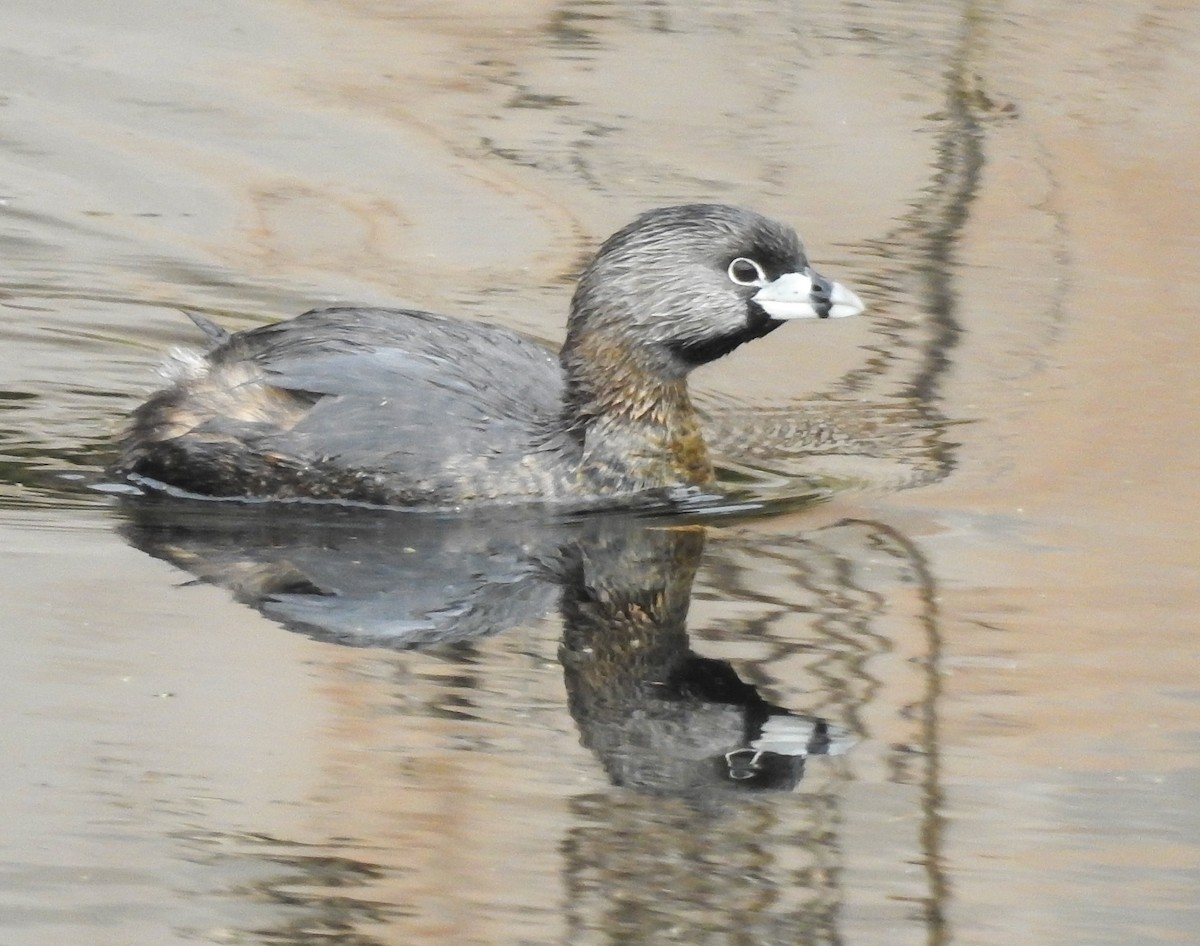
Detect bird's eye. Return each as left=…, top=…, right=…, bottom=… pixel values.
left=727, top=257, right=767, bottom=286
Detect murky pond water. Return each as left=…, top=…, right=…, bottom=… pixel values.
left=3, top=1, right=1198, bottom=944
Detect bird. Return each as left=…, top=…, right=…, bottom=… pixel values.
left=113, top=203, right=864, bottom=510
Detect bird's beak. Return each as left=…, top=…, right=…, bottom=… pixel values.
left=753, top=269, right=865, bottom=320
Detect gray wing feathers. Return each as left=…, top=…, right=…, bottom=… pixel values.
left=219, top=307, right=566, bottom=482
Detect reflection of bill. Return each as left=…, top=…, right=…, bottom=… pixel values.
left=731, top=714, right=856, bottom=778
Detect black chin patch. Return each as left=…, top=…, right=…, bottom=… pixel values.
left=667, top=301, right=783, bottom=368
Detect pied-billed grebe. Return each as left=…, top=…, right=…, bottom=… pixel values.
left=114, top=204, right=864, bottom=508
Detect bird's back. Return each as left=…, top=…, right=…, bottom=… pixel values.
left=117, top=307, right=574, bottom=506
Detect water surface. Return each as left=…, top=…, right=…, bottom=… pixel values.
left=2, top=2, right=1198, bottom=944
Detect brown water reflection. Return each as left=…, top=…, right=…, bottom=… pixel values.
left=3, top=0, right=1199, bottom=944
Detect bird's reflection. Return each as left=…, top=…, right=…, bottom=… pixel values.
left=118, top=498, right=851, bottom=798
left=558, top=521, right=851, bottom=796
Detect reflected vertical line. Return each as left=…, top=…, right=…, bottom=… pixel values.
left=839, top=516, right=949, bottom=945
left=909, top=6, right=1002, bottom=942
left=907, top=528, right=949, bottom=946
left=859, top=0, right=1002, bottom=935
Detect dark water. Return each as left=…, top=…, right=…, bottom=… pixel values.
left=2, top=2, right=1199, bottom=944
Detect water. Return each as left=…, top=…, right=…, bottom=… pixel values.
left=2, top=1, right=1199, bottom=944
